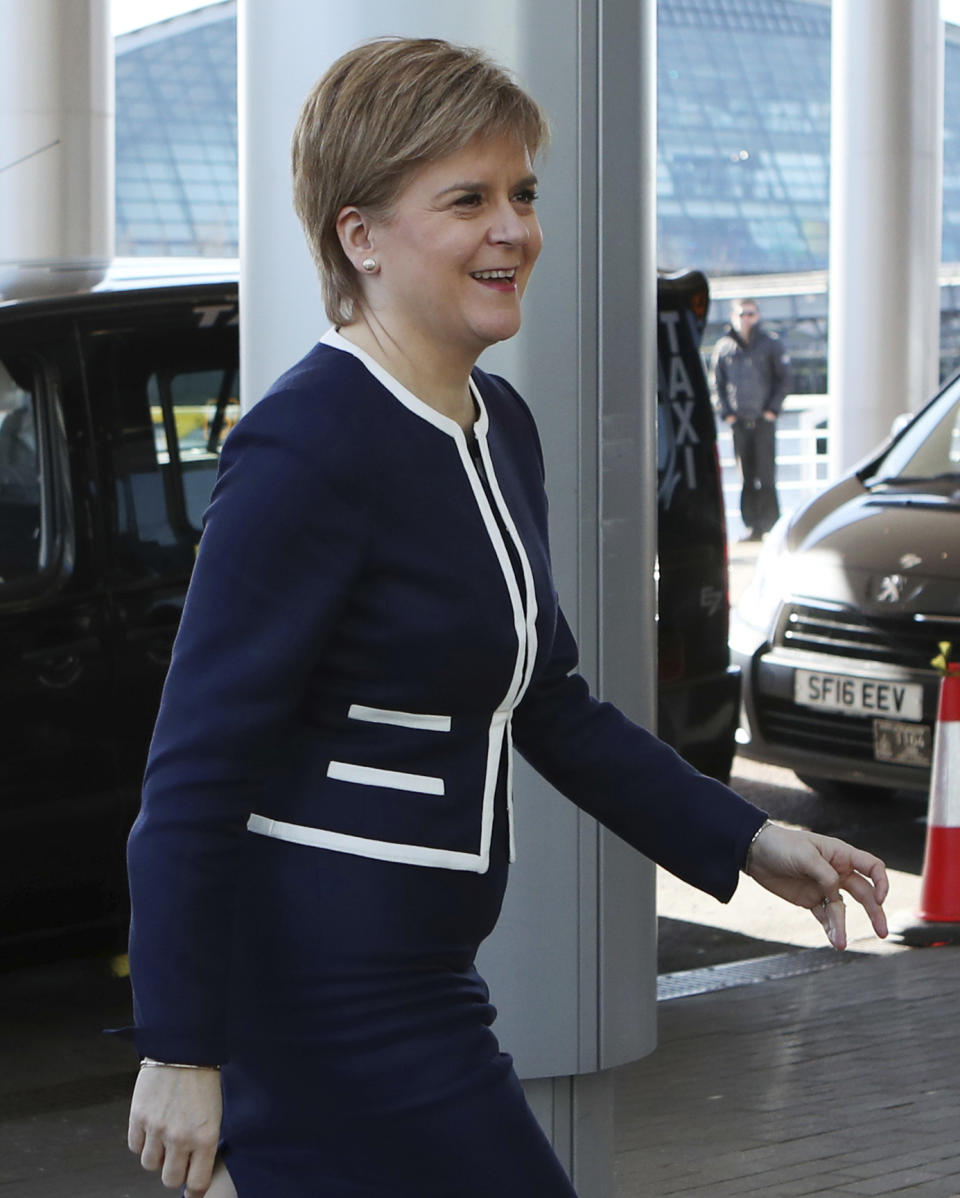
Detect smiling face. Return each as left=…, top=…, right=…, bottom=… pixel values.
left=347, top=134, right=543, bottom=370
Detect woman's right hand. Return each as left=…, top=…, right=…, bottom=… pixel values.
left=128, top=1064, right=223, bottom=1197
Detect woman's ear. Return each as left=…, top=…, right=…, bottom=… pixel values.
left=336, top=206, right=375, bottom=268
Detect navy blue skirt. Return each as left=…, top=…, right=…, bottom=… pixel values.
left=218, top=804, right=577, bottom=1196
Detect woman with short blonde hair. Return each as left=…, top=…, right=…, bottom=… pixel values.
left=123, top=35, right=888, bottom=1198
left=292, top=37, right=549, bottom=325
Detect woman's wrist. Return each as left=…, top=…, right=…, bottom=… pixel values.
left=139, top=1057, right=221, bottom=1071
left=742, top=818, right=773, bottom=875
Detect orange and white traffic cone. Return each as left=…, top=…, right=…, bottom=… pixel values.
left=899, top=650, right=960, bottom=945
left=917, top=660, right=960, bottom=924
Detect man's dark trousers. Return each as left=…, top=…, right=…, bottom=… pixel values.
left=732, top=417, right=779, bottom=536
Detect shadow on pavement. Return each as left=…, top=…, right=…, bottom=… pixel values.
left=657, top=915, right=799, bottom=975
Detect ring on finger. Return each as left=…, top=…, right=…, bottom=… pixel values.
left=820, top=895, right=844, bottom=910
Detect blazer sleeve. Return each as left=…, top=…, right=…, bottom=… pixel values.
left=125, top=389, right=376, bottom=1064
left=496, top=372, right=765, bottom=900
left=512, top=608, right=765, bottom=901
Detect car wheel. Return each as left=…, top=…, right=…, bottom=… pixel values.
left=794, top=772, right=889, bottom=802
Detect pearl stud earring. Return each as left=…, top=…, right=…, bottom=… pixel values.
left=361, top=258, right=378, bottom=273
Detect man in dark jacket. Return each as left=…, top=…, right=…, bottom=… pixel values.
left=711, top=298, right=792, bottom=540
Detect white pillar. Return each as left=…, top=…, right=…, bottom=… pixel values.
left=828, top=0, right=943, bottom=474
left=0, top=0, right=113, bottom=298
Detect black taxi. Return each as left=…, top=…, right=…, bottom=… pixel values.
left=656, top=270, right=740, bottom=783
left=0, top=261, right=239, bottom=953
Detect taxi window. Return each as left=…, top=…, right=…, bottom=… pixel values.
left=97, top=321, right=238, bottom=574
left=148, top=365, right=240, bottom=527
left=0, top=357, right=43, bottom=586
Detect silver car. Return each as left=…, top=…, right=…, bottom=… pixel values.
left=730, top=373, right=960, bottom=800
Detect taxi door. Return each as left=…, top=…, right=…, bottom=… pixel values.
left=77, top=289, right=239, bottom=794
left=0, top=317, right=118, bottom=944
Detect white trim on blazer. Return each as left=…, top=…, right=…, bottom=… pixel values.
left=246, top=812, right=487, bottom=872
left=326, top=760, right=445, bottom=795
left=347, top=704, right=452, bottom=733
left=246, top=330, right=539, bottom=873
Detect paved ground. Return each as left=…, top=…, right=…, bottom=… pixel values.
left=727, top=534, right=764, bottom=607
left=613, top=945, right=960, bottom=1198
left=610, top=536, right=960, bottom=1198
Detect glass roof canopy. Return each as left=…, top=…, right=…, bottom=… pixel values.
left=114, top=0, right=960, bottom=277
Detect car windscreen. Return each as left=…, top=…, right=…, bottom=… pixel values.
left=871, top=377, right=960, bottom=484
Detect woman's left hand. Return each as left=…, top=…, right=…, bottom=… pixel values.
left=744, top=822, right=889, bottom=950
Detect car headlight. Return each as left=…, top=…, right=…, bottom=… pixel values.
left=734, top=517, right=791, bottom=636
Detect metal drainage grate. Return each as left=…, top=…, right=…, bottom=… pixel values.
left=657, top=946, right=865, bottom=1001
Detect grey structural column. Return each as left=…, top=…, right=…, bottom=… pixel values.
left=828, top=0, right=944, bottom=474
left=238, top=2, right=658, bottom=1193
left=0, top=0, right=113, bottom=298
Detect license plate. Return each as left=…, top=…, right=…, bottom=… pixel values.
left=873, top=719, right=932, bottom=767
left=793, top=669, right=923, bottom=721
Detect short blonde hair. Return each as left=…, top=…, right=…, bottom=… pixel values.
left=292, top=37, right=549, bottom=325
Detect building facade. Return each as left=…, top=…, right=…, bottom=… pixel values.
left=115, top=2, right=237, bottom=258
left=114, top=0, right=960, bottom=383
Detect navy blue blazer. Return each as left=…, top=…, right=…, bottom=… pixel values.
left=126, top=329, right=765, bottom=1062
